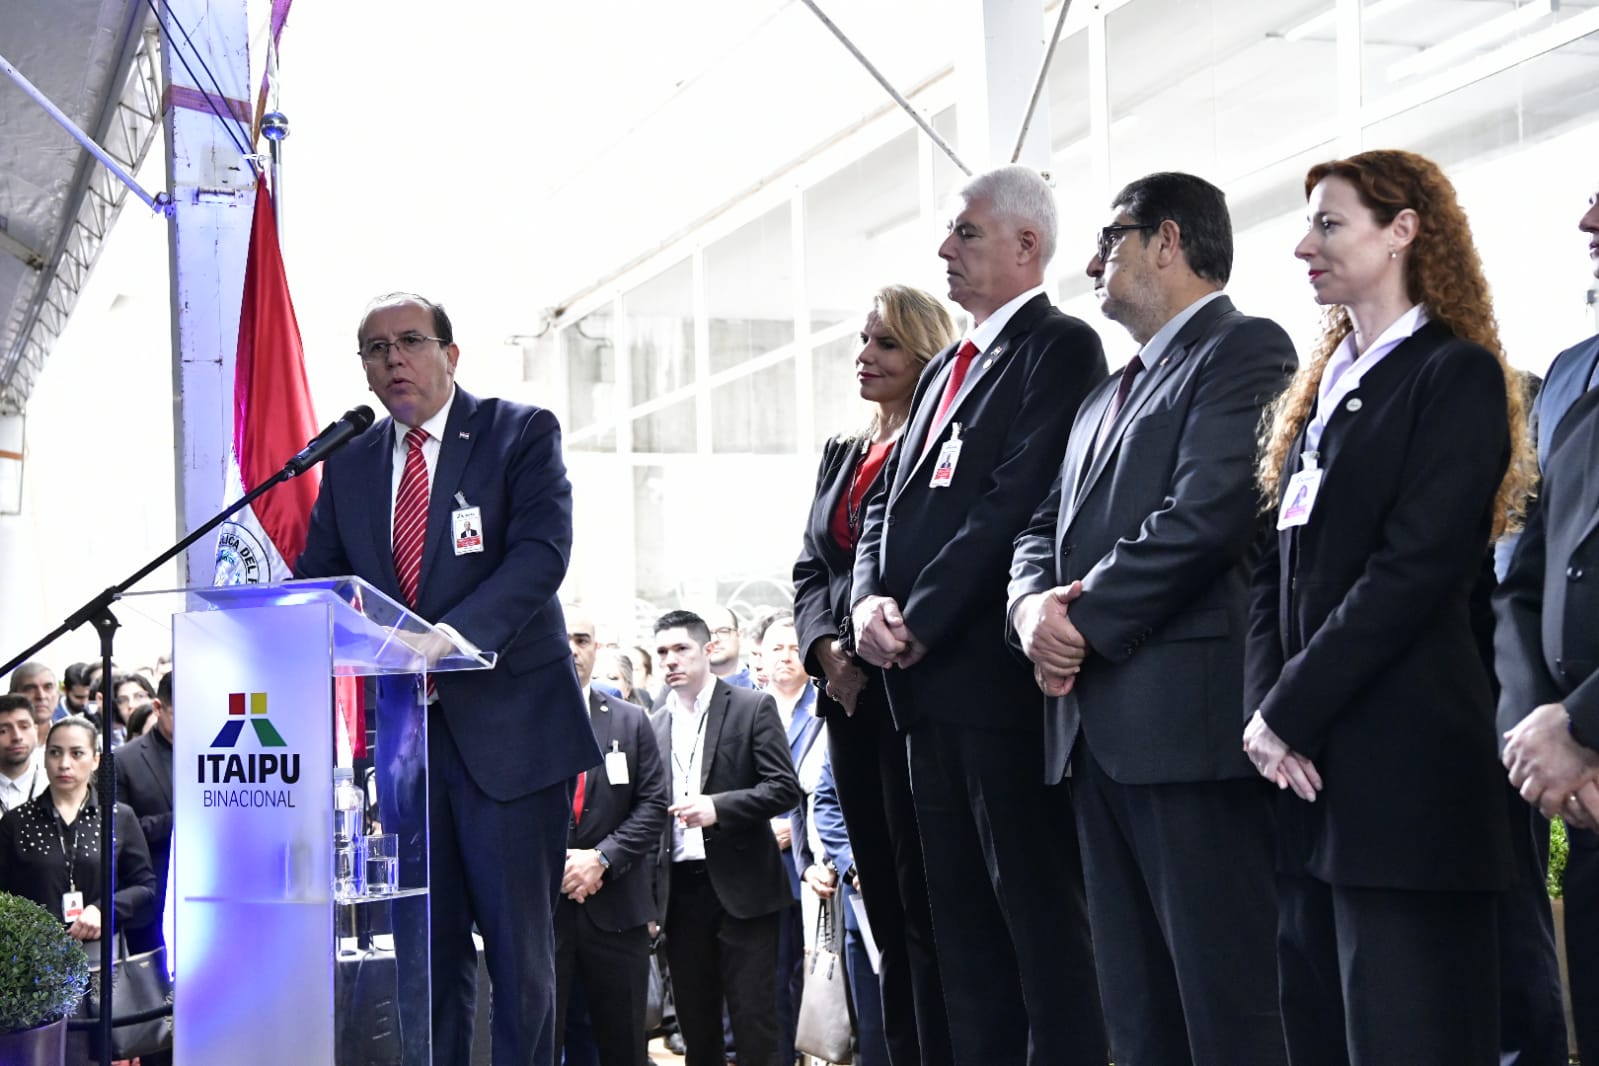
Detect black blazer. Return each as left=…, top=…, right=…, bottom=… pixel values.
left=1009, top=296, right=1297, bottom=784
left=1244, top=320, right=1511, bottom=891
left=651, top=680, right=802, bottom=922
left=115, top=730, right=174, bottom=905
left=1496, top=383, right=1599, bottom=741
left=793, top=434, right=896, bottom=720
left=569, top=689, right=670, bottom=932
left=852, top=294, right=1107, bottom=731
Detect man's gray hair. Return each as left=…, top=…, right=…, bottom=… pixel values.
left=960, top=165, right=1058, bottom=266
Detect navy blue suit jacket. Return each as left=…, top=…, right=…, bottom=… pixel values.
left=296, top=387, right=599, bottom=800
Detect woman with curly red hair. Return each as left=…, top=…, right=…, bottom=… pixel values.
left=1242, top=149, right=1535, bottom=1064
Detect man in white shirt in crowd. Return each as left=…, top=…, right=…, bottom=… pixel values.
left=0, top=694, right=45, bottom=812
left=651, top=610, right=800, bottom=1066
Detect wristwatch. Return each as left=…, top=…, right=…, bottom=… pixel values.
left=596, top=849, right=611, bottom=870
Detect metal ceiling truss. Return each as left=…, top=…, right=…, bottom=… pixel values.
left=0, top=18, right=163, bottom=415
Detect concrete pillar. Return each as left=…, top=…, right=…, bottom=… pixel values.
left=160, top=0, right=254, bottom=585
left=953, top=0, right=1056, bottom=174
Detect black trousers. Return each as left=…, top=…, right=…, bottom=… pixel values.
left=385, top=700, right=571, bottom=1066
left=665, top=861, right=780, bottom=1066
left=826, top=691, right=951, bottom=1066
left=906, top=716, right=1106, bottom=1066
left=553, top=899, right=651, bottom=1066
left=1072, top=746, right=1285, bottom=1066
left=1564, top=822, right=1599, bottom=1061
left=1276, top=873, right=1498, bottom=1066
left=1496, top=786, right=1568, bottom=1066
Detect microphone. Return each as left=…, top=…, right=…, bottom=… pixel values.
left=282, top=405, right=375, bottom=477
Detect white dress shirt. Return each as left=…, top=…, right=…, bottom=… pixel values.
left=1307, top=305, right=1428, bottom=453
left=965, top=283, right=1050, bottom=353
left=388, top=385, right=457, bottom=532
left=667, top=677, right=717, bottom=862
left=0, top=748, right=45, bottom=812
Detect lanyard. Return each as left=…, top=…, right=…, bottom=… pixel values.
left=54, top=800, right=86, bottom=893
left=671, top=710, right=709, bottom=796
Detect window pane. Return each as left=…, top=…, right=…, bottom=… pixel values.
left=705, top=206, right=794, bottom=373
left=711, top=360, right=799, bottom=453
left=634, top=398, right=697, bottom=454
left=804, top=130, right=921, bottom=334
left=1107, top=0, right=1337, bottom=184
left=1361, top=0, right=1575, bottom=105
left=565, top=306, right=615, bottom=433
left=1046, top=29, right=1095, bottom=303
left=625, top=260, right=695, bottom=405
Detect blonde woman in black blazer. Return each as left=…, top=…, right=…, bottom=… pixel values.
left=1242, top=149, right=1535, bottom=1066
left=791, top=284, right=955, bottom=1066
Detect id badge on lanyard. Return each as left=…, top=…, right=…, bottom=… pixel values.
left=1276, top=451, right=1323, bottom=530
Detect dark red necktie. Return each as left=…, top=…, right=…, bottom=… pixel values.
left=1094, top=352, right=1146, bottom=456
left=572, top=772, right=586, bottom=824
left=392, top=427, right=429, bottom=608
left=924, top=339, right=979, bottom=456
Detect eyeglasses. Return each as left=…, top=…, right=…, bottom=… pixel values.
left=710, top=627, right=738, bottom=639
left=1096, top=223, right=1159, bottom=263
left=358, top=332, right=446, bottom=364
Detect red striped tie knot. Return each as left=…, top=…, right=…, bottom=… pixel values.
left=393, top=427, right=430, bottom=609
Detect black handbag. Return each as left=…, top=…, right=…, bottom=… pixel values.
left=80, top=940, right=174, bottom=1060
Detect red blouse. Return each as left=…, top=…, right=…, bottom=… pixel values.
left=830, top=440, right=895, bottom=551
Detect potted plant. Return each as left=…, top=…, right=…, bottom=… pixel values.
left=0, top=894, right=91, bottom=1065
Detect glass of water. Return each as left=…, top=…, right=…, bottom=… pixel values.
left=363, top=833, right=399, bottom=895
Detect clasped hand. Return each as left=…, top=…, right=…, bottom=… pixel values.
left=816, top=638, right=867, bottom=715
left=1503, top=703, right=1599, bottom=829
left=1242, top=710, right=1322, bottom=802
left=1015, top=581, right=1087, bottom=697
left=851, top=596, right=926, bottom=670
left=561, top=849, right=606, bottom=903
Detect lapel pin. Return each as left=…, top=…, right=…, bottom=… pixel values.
left=458, top=431, right=471, bottom=440
left=982, top=358, right=993, bottom=369
left=1345, top=398, right=1362, bottom=412
left=1159, top=357, right=1170, bottom=368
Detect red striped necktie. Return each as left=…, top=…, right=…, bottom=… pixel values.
left=922, top=339, right=979, bottom=458
left=392, top=426, right=429, bottom=608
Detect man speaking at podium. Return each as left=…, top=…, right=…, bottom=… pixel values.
left=298, top=292, right=600, bottom=1066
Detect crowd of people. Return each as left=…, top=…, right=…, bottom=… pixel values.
left=0, top=659, right=175, bottom=1065
left=544, top=152, right=1599, bottom=1066
left=6, top=148, right=1599, bottom=1066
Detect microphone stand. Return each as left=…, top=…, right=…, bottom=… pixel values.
left=1, top=458, right=320, bottom=1066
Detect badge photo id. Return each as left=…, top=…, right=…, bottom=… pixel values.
left=452, top=505, right=484, bottom=555
left=930, top=422, right=964, bottom=489
left=62, top=890, right=84, bottom=922
left=1277, top=453, right=1323, bottom=530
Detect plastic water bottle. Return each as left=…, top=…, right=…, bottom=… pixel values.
left=333, top=767, right=365, bottom=898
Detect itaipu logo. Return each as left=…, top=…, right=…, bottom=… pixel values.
left=198, top=691, right=300, bottom=808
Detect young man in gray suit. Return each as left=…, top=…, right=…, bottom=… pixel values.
left=1009, top=171, right=1296, bottom=1066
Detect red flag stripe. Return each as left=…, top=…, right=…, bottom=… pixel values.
left=234, top=177, right=321, bottom=569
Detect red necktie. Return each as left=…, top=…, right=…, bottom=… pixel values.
left=572, top=772, right=586, bottom=824
left=924, top=340, right=979, bottom=456
left=933, top=340, right=979, bottom=428
left=392, top=427, right=429, bottom=608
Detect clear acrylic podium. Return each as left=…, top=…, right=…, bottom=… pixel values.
left=129, top=577, right=494, bottom=1066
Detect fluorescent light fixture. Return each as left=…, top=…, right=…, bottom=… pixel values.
left=1281, top=0, right=1420, bottom=43
left=1388, top=0, right=1555, bottom=81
